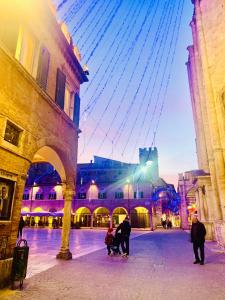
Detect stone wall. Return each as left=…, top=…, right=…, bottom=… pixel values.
left=0, top=0, right=87, bottom=287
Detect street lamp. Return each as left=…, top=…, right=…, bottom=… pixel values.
left=126, top=178, right=131, bottom=216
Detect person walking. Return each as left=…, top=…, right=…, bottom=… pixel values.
left=17, top=216, right=25, bottom=238
left=191, top=214, right=206, bottom=265
left=116, top=216, right=131, bottom=257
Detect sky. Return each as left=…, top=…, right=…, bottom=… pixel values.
left=54, top=0, right=197, bottom=186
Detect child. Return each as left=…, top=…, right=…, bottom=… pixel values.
left=105, top=228, right=114, bottom=255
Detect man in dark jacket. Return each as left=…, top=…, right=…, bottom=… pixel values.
left=191, top=214, right=206, bottom=265
left=116, top=216, right=131, bottom=257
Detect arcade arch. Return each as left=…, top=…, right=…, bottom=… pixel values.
left=24, top=143, right=76, bottom=259
left=74, top=207, right=91, bottom=227
left=131, top=207, right=150, bottom=228
left=112, top=207, right=127, bottom=227
left=93, top=207, right=110, bottom=227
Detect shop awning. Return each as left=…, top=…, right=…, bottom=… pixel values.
left=21, top=212, right=64, bottom=217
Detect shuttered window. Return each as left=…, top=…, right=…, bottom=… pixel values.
left=73, top=93, right=80, bottom=127
left=36, top=46, right=50, bottom=91
left=55, top=68, right=66, bottom=110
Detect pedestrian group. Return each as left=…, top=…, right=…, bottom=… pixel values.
left=105, top=213, right=207, bottom=265
left=105, top=216, right=131, bottom=257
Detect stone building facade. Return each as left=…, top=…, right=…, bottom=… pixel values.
left=186, top=0, right=225, bottom=245
left=0, top=0, right=87, bottom=286
left=21, top=148, right=181, bottom=230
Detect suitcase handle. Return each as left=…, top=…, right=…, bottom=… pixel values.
left=16, top=239, right=28, bottom=247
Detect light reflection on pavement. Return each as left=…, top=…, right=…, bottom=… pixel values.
left=21, top=228, right=148, bottom=278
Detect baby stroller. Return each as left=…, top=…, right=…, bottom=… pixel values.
left=110, top=232, right=122, bottom=255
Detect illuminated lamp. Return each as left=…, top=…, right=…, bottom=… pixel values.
left=146, top=160, right=152, bottom=166
left=141, top=166, right=147, bottom=173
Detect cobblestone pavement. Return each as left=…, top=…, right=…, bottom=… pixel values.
left=1, top=230, right=225, bottom=300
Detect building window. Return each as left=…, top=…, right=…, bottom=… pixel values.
left=98, top=192, right=107, bottom=199
left=55, top=68, right=66, bottom=110
left=15, top=27, right=39, bottom=77
left=64, top=85, right=74, bottom=120
left=4, top=121, right=21, bottom=146
left=134, top=192, right=144, bottom=199
left=48, top=193, right=56, bottom=200
left=22, top=194, right=29, bottom=200
left=78, top=193, right=86, bottom=199
left=35, top=193, right=44, bottom=200
left=115, top=192, right=124, bottom=199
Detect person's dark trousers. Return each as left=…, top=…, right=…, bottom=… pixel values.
left=193, top=242, right=205, bottom=263
left=17, top=228, right=23, bottom=239
left=121, top=236, right=129, bottom=255
left=107, top=245, right=111, bottom=255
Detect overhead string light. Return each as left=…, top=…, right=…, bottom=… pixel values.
left=56, top=0, right=69, bottom=11
left=70, top=0, right=100, bottom=34
left=149, top=0, right=185, bottom=149
left=79, top=0, right=158, bottom=157
left=78, top=1, right=143, bottom=155
left=121, top=0, right=176, bottom=159
left=144, top=0, right=184, bottom=147
left=81, top=0, right=144, bottom=117
left=96, top=0, right=166, bottom=155
left=110, top=0, right=166, bottom=148
left=76, top=0, right=111, bottom=46
left=80, top=0, right=143, bottom=100
left=63, top=0, right=89, bottom=23
left=83, top=0, right=124, bottom=64
left=79, top=0, right=114, bottom=52
left=129, top=2, right=176, bottom=162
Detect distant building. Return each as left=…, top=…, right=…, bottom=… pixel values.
left=178, top=170, right=207, bottom=229
left=21, top=148, right=181, bottom=229
left=0, top=0, right=88, bottom=286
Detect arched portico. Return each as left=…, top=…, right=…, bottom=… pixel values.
left=112, top=207, right=127, bottom=227
left=131, top=207, right=150, bottom=228
left=75, top=207, right=91, bottom=227
left=29, top=143, right=77, bottom=260
left=93, top=207, right=110, bottom=227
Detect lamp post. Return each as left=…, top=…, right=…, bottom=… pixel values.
left=126, top=178, right=130, bottom=217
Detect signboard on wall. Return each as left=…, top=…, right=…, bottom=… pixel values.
left=0, top=175, right=16, bottom=221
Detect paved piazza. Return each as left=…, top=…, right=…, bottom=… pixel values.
left=17, top=228, right=148, bottom=278
left=1, top=230, right=225, bottom=300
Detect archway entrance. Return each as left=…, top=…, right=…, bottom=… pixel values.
left=131, top=207, right=149, bottom=228
left=112, top=207, right=127, bottom=227
left=74, top=207, right=91, bottom=227
left=28, top=145, right=76, bottom=260
left=21, top=161, right=64, bottom=228
left=93, top=207, right=110, bottom=227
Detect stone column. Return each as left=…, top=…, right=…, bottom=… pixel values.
left=57, top=189, right=74, bottom=260
left=198, top=187, right=206, bottom=222
left=195, top=190, right=201, bottom=219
